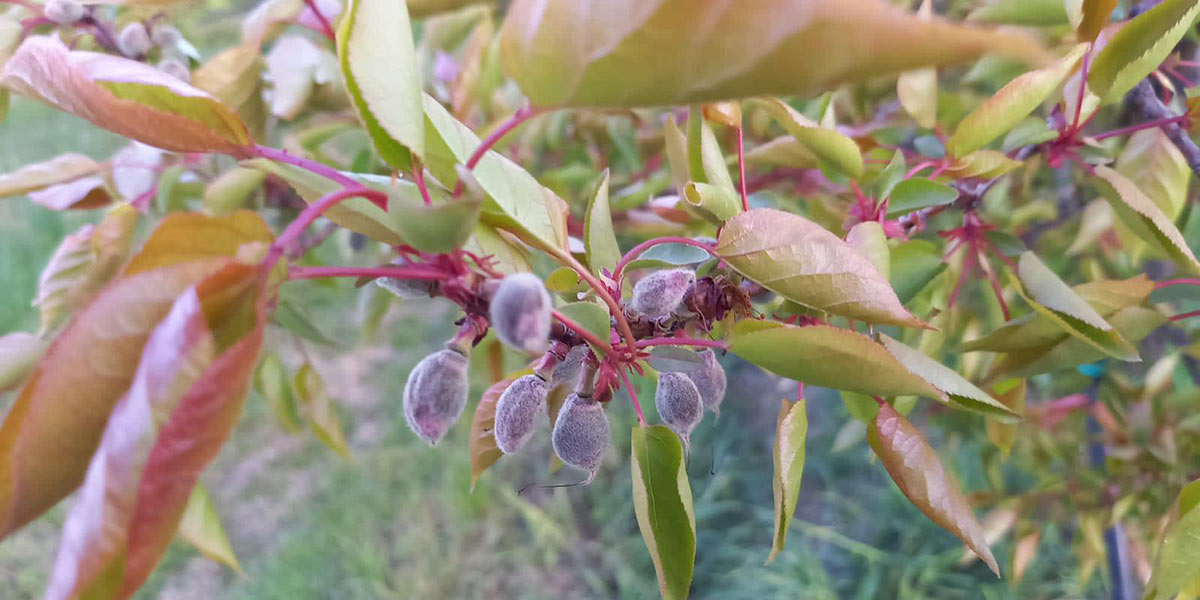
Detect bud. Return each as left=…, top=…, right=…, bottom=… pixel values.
left=151, top=24, right=182, bottom=48
left=403, top=347, right=469, bottom=445
left=688, top=349, right=727, bottom=414
left=655, top=372, right=703, bottom=450
left=630, top=268, right=695, bottom=319
left=489, top=273, right=551, bottom=352
left=43, top=0, right=85, bottom=24
left=551, top=392, right=610, bottom=480
left=157, top=58, right=191, bottom=83
left=117, top=22, right=151, bottom=57
left=551, top=344, right=587, bottom=389
left=493, top=374, right=549, bottom=453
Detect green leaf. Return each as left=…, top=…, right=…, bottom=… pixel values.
left=990, top=305, right=1165, bottom=378
left=751, top=97, right=864, bottom=178
left=204, top=167, right=267, bottom=216
left=1115, top=129, right=1190, bottom=223
left=941, top=149, right=1023, bottom=179
left=499, top=0, right=1047, bottom=107
left=879, top=334, right=1019, bottom=422
left=869, top=402, right=1000, bottom=575
left=463, top=224, right=533, bottom=275
left=272, top=298, right=339, bottom=347
left=683, top=181, right=741, bottom=225
left=179, top=484, right=242, bottom=573
left=556, top=301, right=610, bottom=352
left=716, top=208, right=926, bottom=327
left=986, top=379, right=1025, bottom=457
left=623, top=243, right=712, bottom=272
left=728, top=320, right=940, bottom=398
left=768, top=397, right=808, bottom=564
left=584, top=170, right=620, bottom=276
left=0, top=332, right=46, bottom=393
left=1012, top=251, right=1138, bottom=361
left=1146, top=480, right=1200, bottom=600
left=244, top=158, right=410, bottom=244
left=870, top=150, right=908, bottom=201
left=254, top=353, right=302, bottom=431
left=423, top=95, right=568, bottom=252
left=946, top=44, right=1085, bottom=157
left=968, top=0, right=1070, bottom=26
left=845, top=221, right=890, bottom=280
left=890, top=239, right=947, bottom=304
left=964, top=275, right=1154, bottom=352
left=886, top=178, right=958, bottom=217
left=686, top=109, right=736, bottom=192
left=646, top=347, right=702, bottom=373
left=1087, top=0, right=1200, bottom=101
left=1093, top=165, right=1200, bottom=273
left=2, top=36, right=252, bottom=154
left=389, top=192, right=483, bottom=254
left=631, top=425, right=696, bottom=600
left=336, top=0, right=424, bottom=168
left=293, top=363, right=352, bottom=459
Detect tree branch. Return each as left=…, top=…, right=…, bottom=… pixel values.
left=1129, top=79, right=1200, bottom=178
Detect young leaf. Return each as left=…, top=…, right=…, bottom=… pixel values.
left=499, top=0, right=1047, bottom=107
left=896, top=0, right=937, bottom=129
left=751, top=97, right=863, bottom=178
left=192, top=42, right=267, bottom=140
left=423, top=96, right=568, bottom=253
left=1099, top=163, right=1200, bottom=273
left=1078, top=0, right=1118, bottom=42
left=682, top=181, right=740, bottom=224
left=869, top=402, right=1000, bottom=575
left=631, top=425, right=696, bottom=600
left=255, top=353, right=302, bottom=431
left=886, top=178, right=958, bottom=217
left=946, top=44, right=1085, bottom=157
left=178, top=484, right=242, bottom=573
left=44, top=264, right=265, bottom=599
left=716, top=208, right=926, bottom=327
left=1012, top=251, right=1139, bottom=361
left=293, top=363, right=351, bottom=459
left=337, top=0, right=424, bottom=169
left=1145, top=480, right=1200, bottom=600
left=2, top=36, right=252, bottom=154
left=584, top=170, right=620, bottom=276
left=1087, top=0, right=1200, bottom=101
left=768, top=397, right=807, bottom=564
left=469, top=377, right=517, bottom=490
left=36, top=204, right=138, bottom=334
left=123, top=211, right=273, bottom=276
left=29, top=175, right=114, bottom=211
left=728, top=320, right=940, bottom=398
left=556, top=301, right=610, bottom=353
left=940, top=149, right=1022, bottom=179
left=879, top=334, right=1019, bottom=422
left=0, top=153, right=105, bottom=198
left=0, top=332, right=46, bottom=393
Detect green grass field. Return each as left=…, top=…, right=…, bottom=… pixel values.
left=0, top=99, right=1110, bottom=599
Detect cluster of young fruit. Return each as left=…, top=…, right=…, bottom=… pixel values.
left=41, top=0, right=191, bottom=80
left=394, top=265, right=727, bottom=482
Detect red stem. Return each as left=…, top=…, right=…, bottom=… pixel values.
left=977, top=249, right=1011, bottom=321
left=796, top=382, right=805, bottom=402
left=288, top=265, right=448, bottom=281
left=267, top=186, right=389, bottom=272
left=303, top=0, right=336, bottom=42
left=552, top=309, right=613, bottom=354
left=617, top=365, right=646, bottom=426
left=1156, top=278, right=1200, bottom=289
left=1070, top=48, right=1092, bottom=134
left=634, top=337, right=727, bottom=350
left=412, top=167, right=433, bottom=206
left=612, top=236, right=720, bottom=288
left=453, top=105, right=542, bottom=196
left=1170, top=309, right=1200, bottom=322
left=735, top=125, right=749, bottom=212
left=252, top=145, right=362, bottom=191
left=906, top=161, right=938, bottom=179
left=1091, top=115, right=1189, bottom=141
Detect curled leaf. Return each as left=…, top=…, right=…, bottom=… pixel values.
left=768, top=397, right=807, bottom=564
left=631, top=425, right=696, bottom=600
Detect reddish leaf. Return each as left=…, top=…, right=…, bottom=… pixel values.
left=123, top=211, right=274, bottom=276
left=469, top=377, right=514, bottom=490
left=0, top=259, right=230, bottom=538
left=45, top=262, right=265, bottom=599
left=869, top=402, right=1000, bottom=575
left=1, top=36, right=252, bottom=154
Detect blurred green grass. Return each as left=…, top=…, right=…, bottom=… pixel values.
left=0, top=99, right=1112, bottom=600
